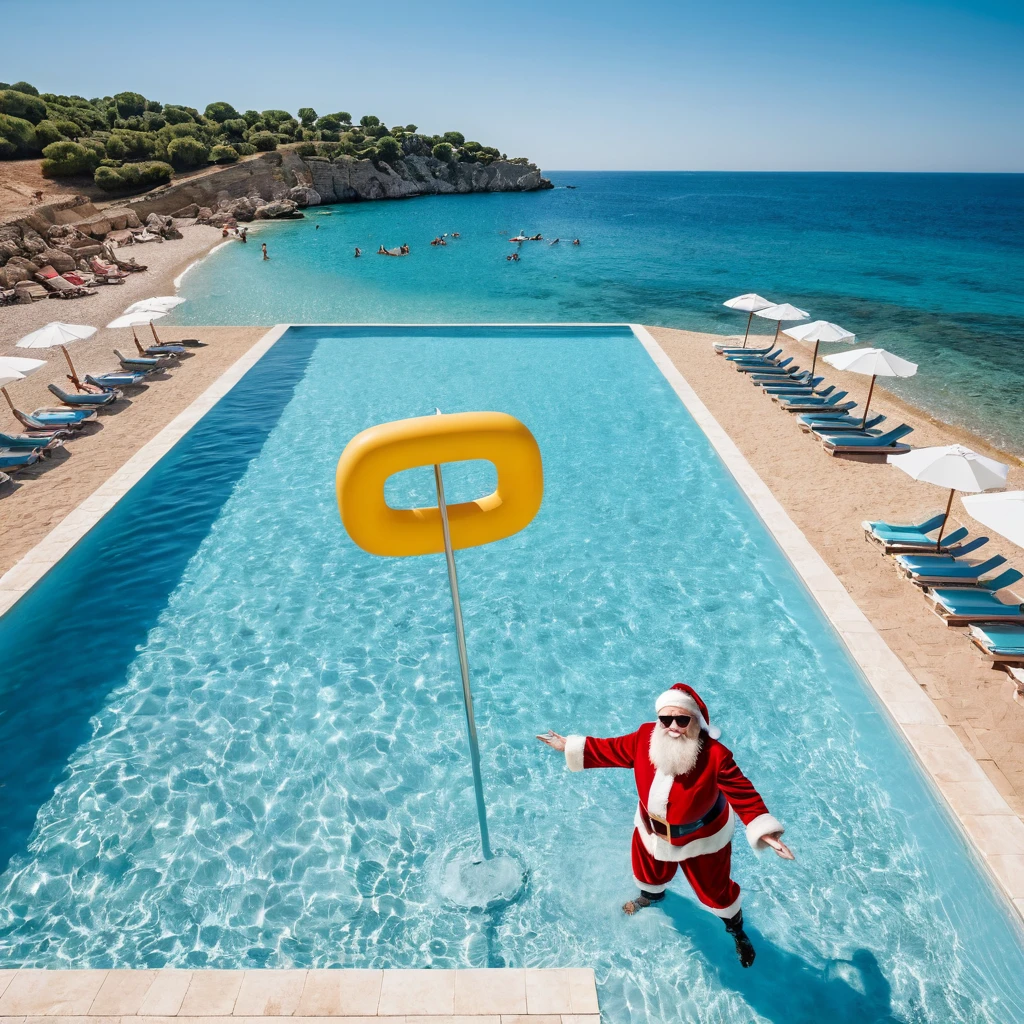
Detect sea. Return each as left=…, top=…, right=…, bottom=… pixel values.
left=172, top=172, right=1024, bottom=454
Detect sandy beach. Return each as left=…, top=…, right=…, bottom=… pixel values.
left=2, top=315, right=1022, bottom=825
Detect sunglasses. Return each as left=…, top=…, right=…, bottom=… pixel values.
left=658, top=715, right=692, bottom=728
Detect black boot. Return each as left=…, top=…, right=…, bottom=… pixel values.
left=623, top=889, right=665, bottom=915
left=724, top=911, right=756, bottom=967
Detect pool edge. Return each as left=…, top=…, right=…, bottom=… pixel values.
left=630, top=323, right=1024, bottom=925
left=0, top=324, right=291, bottom=618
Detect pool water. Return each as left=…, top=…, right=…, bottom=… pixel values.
left=0, top=326, right=1021, bottom=1023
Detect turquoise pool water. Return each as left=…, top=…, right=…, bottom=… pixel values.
left=171, top=172, right=1024, bottom=453
left=0, top=326, right=1022, bottom=1022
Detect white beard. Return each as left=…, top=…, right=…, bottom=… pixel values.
left=649, top=725, right=703, bottom=777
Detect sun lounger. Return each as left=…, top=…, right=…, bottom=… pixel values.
left=735, top=358, right=797, bottom=375
left=901, top=554, right=1008, bottom=587
left=84, top=371, right=150, bottom=391
left=0, top=471, right=9, bottom=489
left=48, top=383, right=121, bottom=408
left=893, top=537, right=990, bottom=569
left=725, top=348, right=782, bottom=363
left=777, top=392, right=854, bottom=413
left=42, top=275, right=97, bottom=299
left=0, top=449, right=41, bottom=472
left=10, top=405, right=96, bottom=430
left=810, top=417, right=893, bottom=441
left=924, top=571, right=1024, bottom=625
left=759, top=376, right=826, bottom=392
left=968, top=624, right=1024, bottom=662
left=114, top=349, right=175, bottom=371
left=0, top=431, right=64, bottom=453
left=820, top=424, right=913, bottom=456
left=133, top=337, right=186, bottom=358
left=714, top=343, right=774, bottom=354
left=798, top=412, right=883, bottom=432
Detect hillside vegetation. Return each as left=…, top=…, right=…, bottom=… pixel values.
left=0, top=80, right=532, bottom=194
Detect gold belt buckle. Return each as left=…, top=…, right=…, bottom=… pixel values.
left=649, top=812, right=670, bottom=835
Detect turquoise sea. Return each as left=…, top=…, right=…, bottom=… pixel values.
left=173, top=172, right=1024, bottom=452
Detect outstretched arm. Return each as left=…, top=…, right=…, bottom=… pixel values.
left=537, top=729, right=639, bottom=771
left=716, top=746, right=794, bottom=860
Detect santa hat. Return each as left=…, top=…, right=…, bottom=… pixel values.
left=655, top=683, right=720, bottom=740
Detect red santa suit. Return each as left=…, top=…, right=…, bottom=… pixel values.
left=563, top=683, right=783, bottom=918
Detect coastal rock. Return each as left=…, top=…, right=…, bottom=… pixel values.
left=124, top=209, right=142, bottom=229
left=0, top=265, right=30, bottom=288
left=0, top=239, right=21, bottom=264
left=20, top=228, right=47, bottom=255
left=196, top=207, right=214, bottom=222
left=286, top=185, right=321, bottom=208
left=14, top=281, right=48, bottom=302
left=82, top=218, right=112, bottom=239
left=6, top=255, right=40, bottom=274
left=38, top=248, right=76, bottom=273
left=253, top=199, right=301, bottom=220
left=170, top=203, right=201, bottom=220
left=72, top=244, right=104, bottom=258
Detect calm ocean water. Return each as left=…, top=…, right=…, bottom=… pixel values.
left=174, top=172, right=1024, bottom=452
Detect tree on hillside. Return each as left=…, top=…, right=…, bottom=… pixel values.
left=114, top=91, right=147, bottom=118
left=298, top=107, right=317, bottom=127
left=360, top=114, right=380, bottom=127
left=376, top=135, right=401, bottom=164
left=205, top=101, right=241, bottom=122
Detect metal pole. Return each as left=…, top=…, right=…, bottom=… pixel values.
left=742, top=310, right=753, bottom=348
left=433, top=443, right=493, bottom=861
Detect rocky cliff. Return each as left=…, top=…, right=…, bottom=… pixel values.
left=116, top=144, right=551, bottom=221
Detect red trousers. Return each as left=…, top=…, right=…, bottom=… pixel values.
left=631, top=827, right=741, bottom=917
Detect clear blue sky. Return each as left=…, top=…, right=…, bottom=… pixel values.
left=4, top=0, right=1022, bottom=171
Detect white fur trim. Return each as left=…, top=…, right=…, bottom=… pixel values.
left=646, top=770, right=675, bottom=819
left=704, top=893, right=743, bottom=918
left=633, top=876, right=668, bottom=894
left=745, top=813, right=784, bottom=854
left=635, top=805, right=736, bottom=862
left=654, top=691, right=720, bottom=739
left=564, top=734, right=586, bottom=772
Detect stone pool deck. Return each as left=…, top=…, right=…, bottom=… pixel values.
left=0, top=968, right=600, bottom=1022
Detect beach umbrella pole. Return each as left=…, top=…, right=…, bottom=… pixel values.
left=1, top=387, right=14, bottom=413
left=861, top=374, right=877, bottom=430
left=936, top=488, right=955, bottom=551
left=742, top=311, right=753, bottom=348
left=60, top=345, right=80, bottom=387
left=810, top=340, right=820, bottom=377
left=432, top=452, right=493, bottom=862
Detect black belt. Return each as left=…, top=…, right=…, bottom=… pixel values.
left=644, top=791, right=727, bottom=839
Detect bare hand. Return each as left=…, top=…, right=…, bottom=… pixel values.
left=762, top=833, right=795, bottom=860
left=537, top=730, right=567, bottom=752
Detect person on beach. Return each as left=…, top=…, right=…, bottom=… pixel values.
left=538, top=683, right=793, bottom=968
left=354, top=247, right=362, bottom=257
left=240, top=228, right=247, bottom=243
left=261, top=242, right=269, bottom=260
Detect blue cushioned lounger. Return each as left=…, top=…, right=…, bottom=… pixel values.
left=84, top=371, right=150, bottom=390
left=778, top=392, right=855, bottom=413
left=11, top=405, right=96, bottom=431
left=735, top=358, right=797, bottom=375
left=0, top=432, right=64, bottom=453
left=903, top=555, right=1007, bottom=586
left=893, top=537, right=989, bottom=569
left=0, top=449, right=41, bottom=471
left=114, top=349, right=176, bottom=371
left=725, top=347, right=782, bottom=363
left=926, top=571, right=1024, bottom=625
left=968, top=624, right=1024, bottom=661
left=48, top=383, right=121, bottom=408
left=820, top=424, right=913, bottom=455
left=714, top=343, right=775, bottom=354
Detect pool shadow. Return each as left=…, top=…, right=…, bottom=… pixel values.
left=660, top=892, right=903, bottom=1023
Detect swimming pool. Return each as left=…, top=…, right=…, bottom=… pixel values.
left=0, top=325, right=1021, bottom=1022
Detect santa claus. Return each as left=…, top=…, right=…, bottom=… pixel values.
left=538, top=682, right=793, bottom=967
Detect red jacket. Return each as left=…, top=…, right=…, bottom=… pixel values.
left=565, top=723, right=783, bottom=863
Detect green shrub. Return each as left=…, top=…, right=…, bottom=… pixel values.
left=0, top=112, right=37, bottom=155
left=162, top=105, right=195, bottom=124
left=443, top=131, right=465, bottom=146
left=357, top=145, right=378, bottom=161
left=298, top=107, right=317, bottom=127
left=51, top=118, right=82, bottom=139
left=376, top=135, right=401, bottom=164
left=34, top=120, right=64, bottom=147
left=205, top=101, right=240, bottom=122
left=144, top=112, right=166, bottom=131
left=41, top=140, right=100, bottom=177
left=359, top=114, right=380, bottom=127
left=250, top=131, right=278, bottom=151
left=260, top=109, right=291, bottom=129
left=242, top=109, right=262, bottom=126
left=94, top=159, right=173, bottom=191
left=221, top=118, right=247, bottom=139
left=296, top=141, right=317, bottom=157
left=105, top=130, right=158, bottom=161
left=431, top=142, right=453, bottom=162
left=159, top=122, right=201, bottom=141
left=0, top=88, right=47, bottom=124
left=234, top=142, right=257, bottom=156
left=209, top=144, right=239, bottom=163
left=405, top=124, right=418, bottom=132
left=318, top=129, right=339, bottom=142
left=167, top=135, right=209, bottom=168
left=10, top=81, right=39, bottom=96
left=113, top=91, right=147, bottom=118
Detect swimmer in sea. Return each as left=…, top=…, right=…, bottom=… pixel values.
left=550, top=238, right=560, bottom=245
left=572, top=238, right=581, bottom=245
left=354, top=247, right=362, bottom=257
left=261, top=242, right=269, bottom=260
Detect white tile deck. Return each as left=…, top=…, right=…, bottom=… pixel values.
left=0, top=968, right=598, bottom=1020
left=632, top=323, right=1024, bottom=923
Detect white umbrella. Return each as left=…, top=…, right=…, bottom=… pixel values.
left=0, top=355, right=46, bottom=412
left=782, top=320, right=855, bottom=376
left=823, top=347, right=917, bottom=428
left=107, top=309, right=168, bottom=329
left=754, top=302, right=810, bottom=346
left=962, top=491, right=1024, bottom=550
left=723, top=293, right=774, bottom=347
left=888, top=444, right=1009, bottom=549
left=123, top=296, right=184, bottom=315
left=15, top=322, right=97, bottom=349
